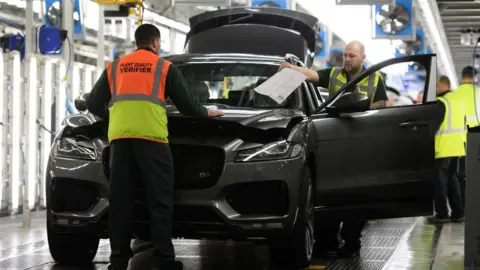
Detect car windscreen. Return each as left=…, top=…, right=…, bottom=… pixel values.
left=175, top=62, right=299, bottom=109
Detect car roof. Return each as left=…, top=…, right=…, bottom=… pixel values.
left=162, top=53, right=285, bottom=65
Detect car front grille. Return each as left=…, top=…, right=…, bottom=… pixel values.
left=102, top=144, right=225, bottom=190
left=170, top=144, right=225, bottom=189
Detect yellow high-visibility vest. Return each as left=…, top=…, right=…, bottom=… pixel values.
left=435, top=92, right=466, bottom=159
left=328, top=67, right=382, bottom=104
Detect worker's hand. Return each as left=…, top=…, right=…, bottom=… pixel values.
left=279, top=61, right=294, bottom=71
left=208, top=110, right=224, bottom=117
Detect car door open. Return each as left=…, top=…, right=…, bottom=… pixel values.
left=308, top=54, right=443, bottom=222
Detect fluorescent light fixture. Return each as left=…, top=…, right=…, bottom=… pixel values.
left=0, top=51, right=4, bottom=211
left=10, top=51, right=21, bottom=212
left=27, top=56, right=38, bottom=210
left=40, top=59, right=53, bottom=208
left=57, top=63, right=67, bottom=132
left=416, top=0, right=457, bottom=87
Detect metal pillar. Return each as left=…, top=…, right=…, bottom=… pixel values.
left=63, top=0, right=74, bottom=87
left=39, top=59, right=53, bottom=209
left=23, top=0, right=37, bottom=228
left=97, top=4, right=105, bottom=70
left=465, top=127, right=480, bottom=269
left=9, top=52, right=22, bottom=215
left=0, top=51, right=5, bottom=213
left=169, top=27, right=176, bottom=54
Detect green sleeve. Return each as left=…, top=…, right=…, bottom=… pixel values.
left=164, top=64, right=208, bottom=118
left=373, top=76, right=388, bottom=102
left=86, top=68, right=111, bottom=120
left=316, top=68, right=333, bottom=89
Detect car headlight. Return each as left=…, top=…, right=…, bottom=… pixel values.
left=53, top=138, right=97, bottom=160
left=235, top=140, right=303, bottom=162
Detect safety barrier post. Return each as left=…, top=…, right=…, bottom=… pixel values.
left=0, top=51, right=5, bottom=214
left=9, top=51, right=22, bottom=215
left=465, top=127, right=480, bottom=269
left=39, top=58, right=53, bottom=209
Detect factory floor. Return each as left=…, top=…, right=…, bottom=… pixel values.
left=0, top=211, right=464, bottom=270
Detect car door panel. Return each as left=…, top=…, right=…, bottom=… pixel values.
left=308, top=54, right=443, bottom=221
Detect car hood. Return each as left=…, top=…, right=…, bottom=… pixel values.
left=60, top=107, right=305, bottom=144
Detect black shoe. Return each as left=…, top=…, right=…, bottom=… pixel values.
left=153, top=260, right=183, bottom=270
left=338, top=244, right=361, bottom=258
left=451, top=216, right=465, bottom=223
left=427, top=216, right=450, bottom=224
left=131, top=239, right=154, bottom=254
left=108, top=264, right=128, bottom=270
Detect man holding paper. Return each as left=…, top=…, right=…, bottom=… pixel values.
left=279, top=40, right=388, bottom=258
left=280, top=40, right=388, bottom=110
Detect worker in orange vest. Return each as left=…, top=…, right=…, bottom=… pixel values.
left=86, top=24, right=223, bottom=270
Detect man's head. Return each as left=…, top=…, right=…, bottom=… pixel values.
left=436, top=75, right=451, bottom=94
left=343, top=40, right=366, bottom=74
left=134, top=24, right=161, bottom=54
left=461, top=66, right=477, bottom=83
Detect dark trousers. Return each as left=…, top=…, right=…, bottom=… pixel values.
left=316, top=220, right=366, bottom=249
left=433, top=157, right=464, bottom=219
left=109, top=139, right=175, bottom=269
left=458, top=156, right=466, bottom=209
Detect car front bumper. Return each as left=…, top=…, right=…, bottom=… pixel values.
left=46, top=149, right=306, bottom=240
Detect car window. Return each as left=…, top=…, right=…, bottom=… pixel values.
left=344, top=60, right=424, bottom=109
left=175, top=63, right=301, bottom=109
left=380, top=61, right=424, bottom=108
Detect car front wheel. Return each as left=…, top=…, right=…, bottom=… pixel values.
left=47, top=223, right=100, bottom=265
left=269, top=167, right=315, bottom=268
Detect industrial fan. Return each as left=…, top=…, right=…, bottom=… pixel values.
left=45, top=0, right=82, bottom=34
left=375, top=4, right=410, bottom=35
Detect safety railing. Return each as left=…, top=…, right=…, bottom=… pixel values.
left=0, top=50, right=102, bottom=215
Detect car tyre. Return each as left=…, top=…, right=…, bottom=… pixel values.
left=47, top=222, right=100, bottom=265
left=269, top=167, right=315, bottom=268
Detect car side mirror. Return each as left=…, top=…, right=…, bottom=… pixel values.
left=74, top=93, right=90, bottom=112
left=326, top=91, right=370, bottom=115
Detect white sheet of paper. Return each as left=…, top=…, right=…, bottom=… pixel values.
left=254, top=68, right=307, bottom=104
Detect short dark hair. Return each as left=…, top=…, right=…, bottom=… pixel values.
left=134, top=24, right=161, bottom=47
left=438, top=75, right=451, bottom=89
left=462, top=66, right=478, bottom=79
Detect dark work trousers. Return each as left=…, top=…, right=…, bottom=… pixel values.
left=109, top=138, right=175, bottom=269
left=458, top=156, right=466, bottom=209
left=315, top=220, right=366, bottom=249
left=433, top=157, right=464, bottom=219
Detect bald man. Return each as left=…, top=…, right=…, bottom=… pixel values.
left=280, top=40, right=388, bottom=109
left=280, top=41, right=388, bottom=258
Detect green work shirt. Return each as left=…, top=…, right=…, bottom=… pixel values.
left=86, top=49, right=208, bottom=121
left=316, top=67, right=388, bottom=102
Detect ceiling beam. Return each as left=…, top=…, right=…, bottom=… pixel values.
left=437, top=1, right=480, bottom=4
left=417, top=0, right=458, bottom=85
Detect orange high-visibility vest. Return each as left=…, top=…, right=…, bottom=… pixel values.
left=106, top=49, right=172, bottom=143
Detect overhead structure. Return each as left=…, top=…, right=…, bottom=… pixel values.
left=416, top=0, right=457, bottom=86
left=435, top=0, right=480, bottom=78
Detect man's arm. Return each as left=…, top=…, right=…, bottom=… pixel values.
left=370, top=76, right=388, bottom=109
left=279, top=62, right=331, bottom=88
left=86, top=69, right=111, bottom=120
left=164, top=64, right=210, bottom=118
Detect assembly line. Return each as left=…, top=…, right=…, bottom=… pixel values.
left=0, top=0, right=480, bottom=269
